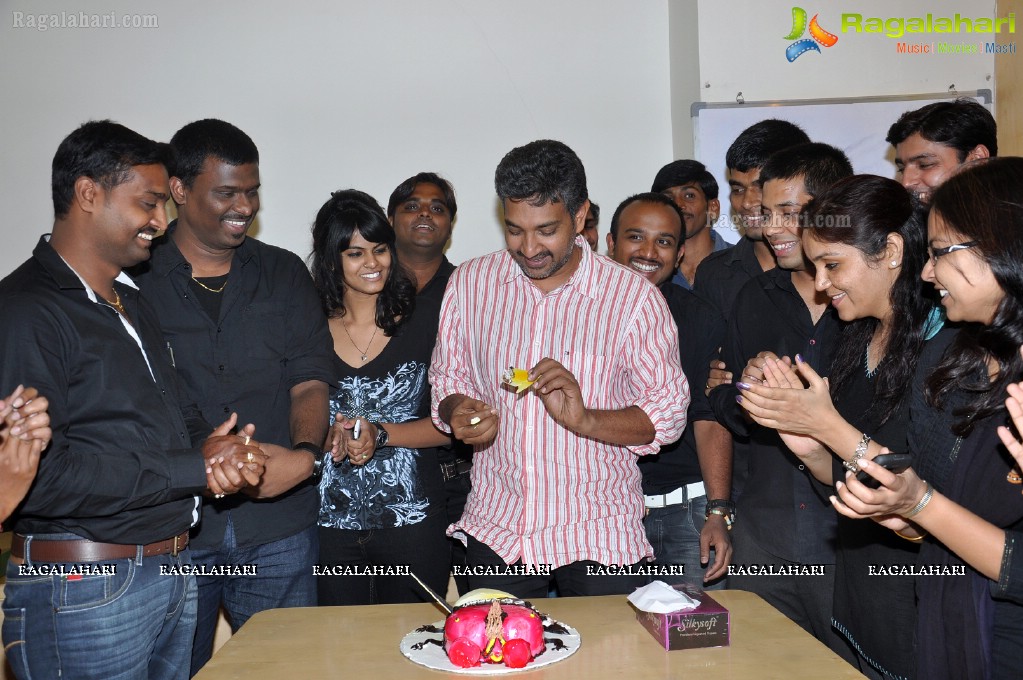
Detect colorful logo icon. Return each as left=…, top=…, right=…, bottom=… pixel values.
left=784, top=7, right=839, bottom=61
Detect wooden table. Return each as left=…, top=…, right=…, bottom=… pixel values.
left=194, top=590, right=864, bottom=679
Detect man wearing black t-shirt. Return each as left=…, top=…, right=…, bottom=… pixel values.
left=693, top=119, right=810, bottom=317
left=710, top=143, right=855, bottom=662
left=387, top=172, right=466, bottom=593
left=693, top=120, right=811, bottom=501
left=606, top=192, right=733, bottom=587
left=0, top=120, right=264, bottom=680
left=134, top=119, right=334, bottom=676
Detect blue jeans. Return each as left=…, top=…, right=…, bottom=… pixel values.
left=189, top=519, right=317, bottom=676
left=644, top=494, right=724, bottom=589
left=2, top=538, right=196, bottom=680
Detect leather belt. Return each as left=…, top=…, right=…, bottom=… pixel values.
left=440, top=458, right=472, bottom=483
left=644, top=481, right=706, bottom=508
left=12, top=531, right=189, bottom=563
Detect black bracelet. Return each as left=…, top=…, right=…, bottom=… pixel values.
left=293, top=441, right=324, bottom=479
left=705, top=499, right=736, bottom=530
left=705, top=499, right=735, bottom=514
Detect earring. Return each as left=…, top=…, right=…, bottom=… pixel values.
left=891, top=261, right=899, bottom=267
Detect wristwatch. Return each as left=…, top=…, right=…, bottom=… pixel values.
left=371, top=422, right=389, bottom=450
left=705, top=499, right=736, bottom=530
left=293, top=441, right=324, bottom=479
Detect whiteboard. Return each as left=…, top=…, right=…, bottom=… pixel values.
left=692, top=90, right=993, bottom=244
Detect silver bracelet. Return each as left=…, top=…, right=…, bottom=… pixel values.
left=904, top=482, right=934, bottom=519
left=843, top=433, right=871, bottom=473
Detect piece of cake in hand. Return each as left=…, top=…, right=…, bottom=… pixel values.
left=502, top=367, right=535, bottom=394
left=443, top=589, right=546, bottom=668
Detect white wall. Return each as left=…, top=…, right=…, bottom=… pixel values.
left=668, top=1, right=701, bottom=160
left=1, top=0, right=1007, bottom=276
left=0, top=0, right=674, bottom=272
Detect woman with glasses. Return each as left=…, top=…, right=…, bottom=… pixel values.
left=736, top=175, right=941, bottom=679
left=310, top=189, right=451, bottom=606
left=829, top=158, right=1023, bottom=679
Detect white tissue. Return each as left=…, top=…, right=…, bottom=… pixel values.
left=627, top=580, right=700, bottom=613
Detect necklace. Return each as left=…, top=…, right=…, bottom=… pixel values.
left=191, top=275, right=228, bottom=293
left=864, top=327, right=889, bottom=378
left=864, top=343, right=880, bottom=378
left=106, top=289, right=127, bottom=316
left=341, top=320, right=379, bottom=362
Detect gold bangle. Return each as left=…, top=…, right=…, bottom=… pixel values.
left=894, top=529, right=926, bottom=542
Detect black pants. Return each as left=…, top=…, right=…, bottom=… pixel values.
left=464, top=534, right=647, bottom=598
left=317, top=512, right=449, bottom=606
left=444, top=471, right=472, bottom=596
left=728, top=519, right=857, bottom=666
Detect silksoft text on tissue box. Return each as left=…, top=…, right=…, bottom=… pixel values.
left=633, top=583, right=730, bottom=650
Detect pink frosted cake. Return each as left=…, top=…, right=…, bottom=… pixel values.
left=443, top=589, right=546, bottom=668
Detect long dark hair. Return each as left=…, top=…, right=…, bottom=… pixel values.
left=310, top=189, right=415, bottom=337
left=924, top=158, right=1023, bottom=435
left=802, top=175, right=932, bottom=426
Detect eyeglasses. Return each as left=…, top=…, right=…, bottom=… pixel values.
left=928, top=240, right=979, bottom=264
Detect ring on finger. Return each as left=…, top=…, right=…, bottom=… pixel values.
left=244, top=435, right=251, bottom=446
left=246, top=451, right=255, bottom=463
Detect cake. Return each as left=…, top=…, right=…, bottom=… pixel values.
left=443, top=589, right=547, bottom=668
left=502, top=367, right=535, bottom=394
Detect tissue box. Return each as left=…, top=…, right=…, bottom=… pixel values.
left=633, top=584, right=730, bottom=650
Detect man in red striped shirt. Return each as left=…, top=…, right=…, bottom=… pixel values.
left=430, top=140, right=690, bottom=597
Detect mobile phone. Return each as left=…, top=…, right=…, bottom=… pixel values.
left=853, top=452, right=914, bottom=489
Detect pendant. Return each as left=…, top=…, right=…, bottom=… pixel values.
left=360, top=354, right=367, bottom=362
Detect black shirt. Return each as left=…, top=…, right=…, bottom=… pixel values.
left=907, top=329, right=1023, bottom=679
left=414, top=257, right=467, bottom=470
left=416, top=256, right=456, bottom=308
left=133, top=225, right=336, bottom=549
left=829, top=342, right=918, bottom=680
left=708, top=266, right=843, bottom=563
left=319, top=297, right=446, bottom=529
left=0, top=237, right=210, bottom=544
left=639, top=283, right=725, bottom=494
left=692, top=237, right=767, bottom=318
left=692, top=238, right=768, bottom=500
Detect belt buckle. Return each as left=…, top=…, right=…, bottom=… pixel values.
left=171, top=534, right=181, bottom=557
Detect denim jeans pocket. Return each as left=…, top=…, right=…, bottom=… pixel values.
left=1, top=606, right=32, bottom=680
left=55, top=558, right=137, bottom=613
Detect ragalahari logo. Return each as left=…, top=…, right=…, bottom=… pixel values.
left=784, top=7, right=839, bottom=61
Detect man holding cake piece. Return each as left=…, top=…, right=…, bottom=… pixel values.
left=430, top=139, right=689, bottom=597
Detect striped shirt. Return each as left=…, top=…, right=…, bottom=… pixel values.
left=430, top=237, right=689, bottom=568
